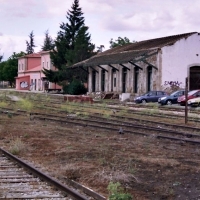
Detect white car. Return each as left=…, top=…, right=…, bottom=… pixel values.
left=188, top=97, right=200, bottom=107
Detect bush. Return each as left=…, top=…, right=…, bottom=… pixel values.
left=63, top=80, right=87, bottom=95
left=107, top=182, right=133, bottom=200
left=9, top=137, right=25, bottom=155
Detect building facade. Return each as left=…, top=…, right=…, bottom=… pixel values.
left=16, top=51, right=61, bottom=91
left=73, top=32, right=200, bottom=95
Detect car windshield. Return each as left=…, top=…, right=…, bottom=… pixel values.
left=170, top=91, right=182, bottom=96
left=188, top=90, right=198, bottom=96
left=142, top=92, right=150, bottom=96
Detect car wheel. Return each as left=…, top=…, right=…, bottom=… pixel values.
left=141, top=99, right=147, bottom=104
left=166, top=100, right=172, bottom=105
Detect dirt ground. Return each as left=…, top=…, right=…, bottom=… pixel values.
left=1, top=112, right=200, bottom=200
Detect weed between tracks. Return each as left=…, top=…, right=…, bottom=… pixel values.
left=9, top=136, right=25, bottom=155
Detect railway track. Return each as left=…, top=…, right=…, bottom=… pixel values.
left=2, top=107, right=200, bottom=146
left=0, top=148, right=105, bottom=200
left=32, top=100, right=200, bottom=123
left=1, top=93, right=200, bottom=123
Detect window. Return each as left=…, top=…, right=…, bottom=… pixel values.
left=149, top=91, right=156, bottom=96
left=47, top=62, right=48, bottom=69
left=19, top=64, right=20, bottom=70
left=157, top=91, right=163, bottom=96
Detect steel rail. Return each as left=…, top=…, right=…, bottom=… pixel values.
left=31, top=114, right=200, bottom=145
left=2, top=107, right=200, bottom=143
left=2, top=106, right=200, bottom=135
left=0, top=148, right=89, bottom=200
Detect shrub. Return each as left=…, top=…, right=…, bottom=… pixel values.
left=9, top=137, right=25, bottom=155
left=107, top=182, right=133, bottom=200
left=63, top=80, right=87, bottom=95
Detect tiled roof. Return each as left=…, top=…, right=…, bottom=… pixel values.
left=26, top=65, right=41, bottom=72
left=73, top=32, right=197, bottom=67
left=19, top=51, right=51, bottom=59
left=20, top=53, right=41, bottom=58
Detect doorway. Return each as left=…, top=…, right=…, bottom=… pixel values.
left=147, top=66, right=152, bottom=91
left=92, top=70, right=96, bottom=92
left=122, top=68, right=127, bottom=93
left=101, top=69, right=105, bottom=91
left=189, top=66, right=200, bottom=90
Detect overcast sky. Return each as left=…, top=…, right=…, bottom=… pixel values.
left=0, top=0, right=200, bottom=61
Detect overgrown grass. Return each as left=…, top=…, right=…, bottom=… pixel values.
left=0, top=101, right=8, bottom=108
left=16, top=98, right=33, bottom=112
left=117, top=108, right=128, bottom=116
left=9, top=137, right=25, bottom=155
left=103, top=111, right=111, bottom=119
left=60, top=104, right=74, bottom=113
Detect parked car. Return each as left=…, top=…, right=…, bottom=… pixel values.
left=134, top=91, right=168, bottom=104
left=188, top=97, right=200, bottom=107
left=158, top=90, right=185, bottom=105
left=177, top=89, right=200, bottom=106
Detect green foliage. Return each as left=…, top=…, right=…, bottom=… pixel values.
left=0, top=61, right=6, bottom=81
left=41, top=30, right=55, bottom=51
left=0, top=101, right=7, bottom=108
left=0, top=54, right=3, bottom=62
left=7, top=112, right=13, bottom=118
left=16, top=99, right=33, bottom=112
left=63, top=79, right=87, bottom=95
left=107, top=182, right=133, bottom=200
left=109, top=37, right=135, bottom=48
left=44, top=0, right=96, bottom=86
left=26, top=31, right=36, bottom=54
left=0, top=52, right=26, bottom=87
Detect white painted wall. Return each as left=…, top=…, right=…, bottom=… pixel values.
left=161, top=33, right=200, bottom=89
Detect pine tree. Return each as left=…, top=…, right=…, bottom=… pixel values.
left=109, top=37, right=134, bottom=48
left=44, top=0, right=96, bottom=88
left=26, top=31, right=36, bottom=54
left=41, top=30, right=54, bottom=51
left=0, top=55, right=3, bottom=62
left=0, top=49, right=3, bottom=62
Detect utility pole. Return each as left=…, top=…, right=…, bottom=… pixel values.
left=185, top=77, right=188, bottom=124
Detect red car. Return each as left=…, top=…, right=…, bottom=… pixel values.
left=177, top=89, right=200, bottom=106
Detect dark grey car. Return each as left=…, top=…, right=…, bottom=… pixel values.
left=158, top=90, right=185, bottom=105
left=134, top=91, right=168, bottom=104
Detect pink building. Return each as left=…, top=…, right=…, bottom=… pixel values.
left=16, top=51, right=61, bottom=91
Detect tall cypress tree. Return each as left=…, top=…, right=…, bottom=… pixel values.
left=26, top=31, right=36, bottom=54
left=41, top=30, right=55, bottom=51
left=43, top=0, right=95, bottom=86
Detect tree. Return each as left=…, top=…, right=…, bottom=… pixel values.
left=43, top=0, right=96, bottom=90
left=109, top=37, right=135, bottom=48
left=26, top=31, right=36, bottom=54
left=96, top=45, right=105, bottom=53
left=0, top=49, right=3, bottom=62
left=41, top=30, right=55, bottom=51
left=0, top=54, right=3, bottom=62
left=0, top=52, right=26, bottom=87
left=0, top=61, right=6, bottom=81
